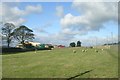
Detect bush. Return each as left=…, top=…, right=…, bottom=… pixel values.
left=70, top=42, right=76, bottom=47
left=2, top=47, right=24, bottom=53
left=77, top=41, right=81, bottom=47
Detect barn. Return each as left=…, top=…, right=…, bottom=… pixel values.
left=16, top=42, right=41, bottom=48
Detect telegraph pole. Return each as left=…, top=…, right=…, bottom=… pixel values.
left=107, top=36, right=109, bottom=45
left=111, top=32, right=113, bottom=45
left=95, top=36, right=97, bottom=46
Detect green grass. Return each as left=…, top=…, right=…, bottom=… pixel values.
left=2, top=45, right=118, bottom=78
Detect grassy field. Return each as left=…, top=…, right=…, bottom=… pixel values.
left=2, top=45, right=118, bottom=78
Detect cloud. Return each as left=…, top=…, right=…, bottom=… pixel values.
left=34, top=32, right=74, bottom=46
left=68, top=34, right=118, bottom=46
left=56, top=6, right=64, bottom=17
left=33, top=23, right=52, bottom=34
left=25, top=5, right=42, bottom=14
left=34, top=32, right=118, bottom=46
left=35, top=28, right=49, bottom=34
left=1, top=3, right=42, bottom=26
left=60, top=2, right=118, bottom=36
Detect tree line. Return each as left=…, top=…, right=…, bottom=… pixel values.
left=70, top=41, right=81, bottom=47
left=2, top=23, right=34, bottom=48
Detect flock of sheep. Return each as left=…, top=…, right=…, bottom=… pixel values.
left=73, top=47, right=105, bottom=53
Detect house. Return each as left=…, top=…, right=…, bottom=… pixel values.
left=27, top=42, right=40, bottom=47
left=16, top=42, right=41, bottom=48
left=58, top=45, right=65, bottom=48
left=45, top=44, right=54, bottom=49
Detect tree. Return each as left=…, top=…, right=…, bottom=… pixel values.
left=13, top=25, right=34, bottom=45
left=2, top=23, right=15, bottom=48
left=70, top=42, right=76, bottom=47
left=77, top=41, right=81, bottom=47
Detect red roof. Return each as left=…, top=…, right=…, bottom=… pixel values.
left=58, top=45, right=65, bottom=48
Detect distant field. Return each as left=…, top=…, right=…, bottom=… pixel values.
left=2, top=45, right=118, bottom=78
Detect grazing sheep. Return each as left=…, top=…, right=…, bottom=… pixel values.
left=35, top=49, right=37, bottom=53
left=85, top=50, right=87, bottom=52
left=73, top=50, right=76, bottom=53
left=108, top=46, right=110, bottom=49
left=95, top=50, right=98, bottom=52
left=82, top=50, right=86, bottom=52
left=101, top=49, right=104, bottom=51
left=82, top=50, right=84, bottom=52
left=89, top=46, right=93, bottom=49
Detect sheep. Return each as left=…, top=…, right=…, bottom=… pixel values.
left=34, top=48, right=37, bottom=53
left=82, top=50, right=85, bottom=52
left=85, top=49, right=87, bottom=52
left=101, top=49, right=104, bottom=51
left=82, top=50, right=87, bottom=52
left=73, top=50, right=76, bottom=53
left=95, top=50, right=98, bottom=52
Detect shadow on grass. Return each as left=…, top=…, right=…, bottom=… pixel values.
left=67, top=70, right=93, bottom=80
left=2, top=47, right=51, bottom=55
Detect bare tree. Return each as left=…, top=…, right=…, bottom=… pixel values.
left=2, top=23, right=15, bottom=48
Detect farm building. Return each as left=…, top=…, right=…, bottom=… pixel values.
left=58, top=45, right=65, bottom=48
left=27, top=42, right=41, bottom=46
left=16, top=42, right=54, bottom=50
left=16, top=42, right=41, bottom=48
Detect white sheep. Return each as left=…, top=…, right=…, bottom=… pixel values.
left=82, top=50, right=84, bottom=52
left=101, top=49, right=104, bottom=51
left=95, top=50, right=98, bottom=52
left=73, top=50, right=76, bottom=53
left=85, top=50, right=87, bottom=52
left=82, top=50, right=86, bottom=52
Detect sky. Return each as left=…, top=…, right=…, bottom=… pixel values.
left=0, top=0, right=118, bottom=46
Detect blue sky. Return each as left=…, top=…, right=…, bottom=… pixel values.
left=23, top=2, right=72, bottom=33
left=2, top=2, right=118, bottom=46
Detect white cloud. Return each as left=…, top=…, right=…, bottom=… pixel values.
left=33, top=23, right=52, bottom=34
left=1, top=3, right=42, bottom=26
left=26, top=5, right=42, bottom=14
left=69, top=34, right=118, bottom=46
left=34, top=32, right=118, bottom=46
left=8, top=18, right=26, bottom=27
left=60, top=2, right=118, bottom=36
left=56, top=6, right=64, bottom=17
left=34, top=31, right=75, bottom=46
left=35, top=28, right=49, bottom=34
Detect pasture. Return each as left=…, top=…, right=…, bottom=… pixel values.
left=2, top=45, right=118, bottom=78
